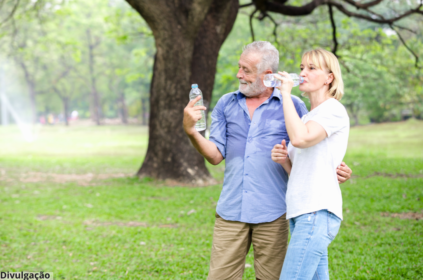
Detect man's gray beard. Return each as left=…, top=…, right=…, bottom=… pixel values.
left=238, top=77, right=267, bottom=97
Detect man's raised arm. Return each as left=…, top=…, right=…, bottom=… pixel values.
left=183, top=96, right=224, bottom=165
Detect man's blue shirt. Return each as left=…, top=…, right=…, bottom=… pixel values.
left=209, top=88, right=308, bottom=224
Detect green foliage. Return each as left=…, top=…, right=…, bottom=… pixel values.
left=0, top=0, right=154, bottom=121
left=0, top=1, right=422, bottom=123
left=212, top=4, right=423, bottom=124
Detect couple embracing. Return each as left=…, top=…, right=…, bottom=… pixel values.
left=183, top=41, right=351, bottom=280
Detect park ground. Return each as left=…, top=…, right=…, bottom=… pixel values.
left=0, top=120, right=422, bottom=279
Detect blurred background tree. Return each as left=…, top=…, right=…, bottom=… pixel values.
left=0, top=0, right=422, bottom=182
left=0, top=0, right=154, bottom=125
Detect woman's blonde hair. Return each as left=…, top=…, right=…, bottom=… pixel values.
left=301, top=48, right=344, bottom=101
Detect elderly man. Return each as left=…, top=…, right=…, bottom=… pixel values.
left=183, top=41, right=351, bottom=280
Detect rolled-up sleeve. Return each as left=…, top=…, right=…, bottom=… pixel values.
left=209, top=98, right=227, bottom=159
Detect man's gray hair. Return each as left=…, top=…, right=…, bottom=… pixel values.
left=242, top=41, right=279, bottom=74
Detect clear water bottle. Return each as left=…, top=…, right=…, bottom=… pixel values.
left=189, top=84, right=206, bottom=131
left=263, top=73, right=304, bottom=87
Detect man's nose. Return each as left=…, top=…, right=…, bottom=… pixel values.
left=236, top=68, right=243, bottom=79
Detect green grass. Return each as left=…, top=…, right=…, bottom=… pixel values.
left=0, top=120, right=422, bottom=279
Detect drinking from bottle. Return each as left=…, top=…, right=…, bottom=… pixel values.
left=263, top=73, right=304, bottom=87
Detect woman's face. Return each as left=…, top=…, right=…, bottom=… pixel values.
left=298, top=59, right=332, bottom=93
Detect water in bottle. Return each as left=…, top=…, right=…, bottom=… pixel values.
left=263, top=73, right=304, bottom=87
left=189, top=84, right=206, bottom=131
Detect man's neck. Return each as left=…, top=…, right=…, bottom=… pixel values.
left=245, top=87, right=273, bottom=103
left=245, top=88, right=273, bottom=120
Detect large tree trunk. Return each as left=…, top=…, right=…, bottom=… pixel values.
left=126, top=0, right=238, bottom=184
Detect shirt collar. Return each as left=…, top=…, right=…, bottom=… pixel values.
left=234, top=88, right=282, bottom=102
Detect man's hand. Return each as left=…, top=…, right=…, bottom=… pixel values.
left=337, top=162, right=352, bottom=184
left=183, top=96, right=207, bottom=136
left=271, top=139, right=289, bottom=165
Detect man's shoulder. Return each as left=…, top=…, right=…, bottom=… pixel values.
left=290, top=94, right=305, bottom=105
left=215, top=91, right=238, bottom=108
left=219, top=91, right=238, bottom=101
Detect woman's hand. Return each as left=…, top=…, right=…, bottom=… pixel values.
left=275, top=71, right=294, bottom=96
left=271, top=139, right=289, bottom=165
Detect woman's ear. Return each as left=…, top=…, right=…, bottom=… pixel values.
left=327, top=73, right=334, bottom=85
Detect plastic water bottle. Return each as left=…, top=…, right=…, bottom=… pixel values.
left=263, top=73, right=304, bottom=87
left=189, top=84, right=206, bottom=131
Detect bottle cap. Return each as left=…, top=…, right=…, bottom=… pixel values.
left=191, top=84, right=198, bottom=88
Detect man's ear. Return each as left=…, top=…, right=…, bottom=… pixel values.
left=264, top=69, right=273, bottom=75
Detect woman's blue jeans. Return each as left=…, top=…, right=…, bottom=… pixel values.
left=280, top=210, right=341, bottom=280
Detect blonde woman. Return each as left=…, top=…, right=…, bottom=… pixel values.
left=271, top=49, right=349, bottom=280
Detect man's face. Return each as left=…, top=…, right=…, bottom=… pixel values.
left=236, top=52, right=267, bottom=97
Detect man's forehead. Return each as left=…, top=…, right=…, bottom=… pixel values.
left=239, top=52, right=261, bottom=67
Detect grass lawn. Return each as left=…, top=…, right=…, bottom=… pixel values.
left=0, top=120, right=422, bottom=279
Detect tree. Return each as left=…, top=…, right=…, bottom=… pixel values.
left=125, top=0, right=239, bottom=184
left=125, top=0, right=423, bottom=183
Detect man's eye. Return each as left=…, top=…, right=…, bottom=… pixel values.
left=300, top=68, right=304, bottom=71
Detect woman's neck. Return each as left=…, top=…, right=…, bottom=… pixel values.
left=308, top=87, right=332, bottom=111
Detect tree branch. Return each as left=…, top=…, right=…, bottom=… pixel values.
left=329, top=1, right=423, bottom=24
left=256, top=0, right=422, bottom=24
left=342, top=0, right=384, bottom=9
left=328, top=4, right=338, bottom=56
left=391, top=24, right=417, bottom=34
left=390, top=24, right=421, bottom=69
left=239, top=2, right=253, bottom=8
left=266, top=0, right=322, bottom=16
left=249, top=8, right=258, bottom=42
left=0, top=0, right=20, bottom=27
left=265, top=12, right=279, bottom=45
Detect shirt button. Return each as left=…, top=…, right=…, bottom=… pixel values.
left=244, top=191, right=247, bottom=193
left=246, top=156, right=250, bottom=158
left=245, top=174, right=248, bottom=176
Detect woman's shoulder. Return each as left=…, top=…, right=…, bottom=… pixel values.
left=314, top=98, right=349, bottom=124
left=325, top=98, right=348, bottom=114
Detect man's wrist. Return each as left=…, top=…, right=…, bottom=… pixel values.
left=184, top=126, right=198, bottom=137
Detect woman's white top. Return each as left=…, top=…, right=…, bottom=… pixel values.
left=287, top=98, right=350, bottom=220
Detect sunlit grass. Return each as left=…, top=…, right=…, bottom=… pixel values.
left=0, top=121, right=422, bottom=279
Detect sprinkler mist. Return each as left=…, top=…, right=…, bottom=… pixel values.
left=0, top=60, right=35, bottom=143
